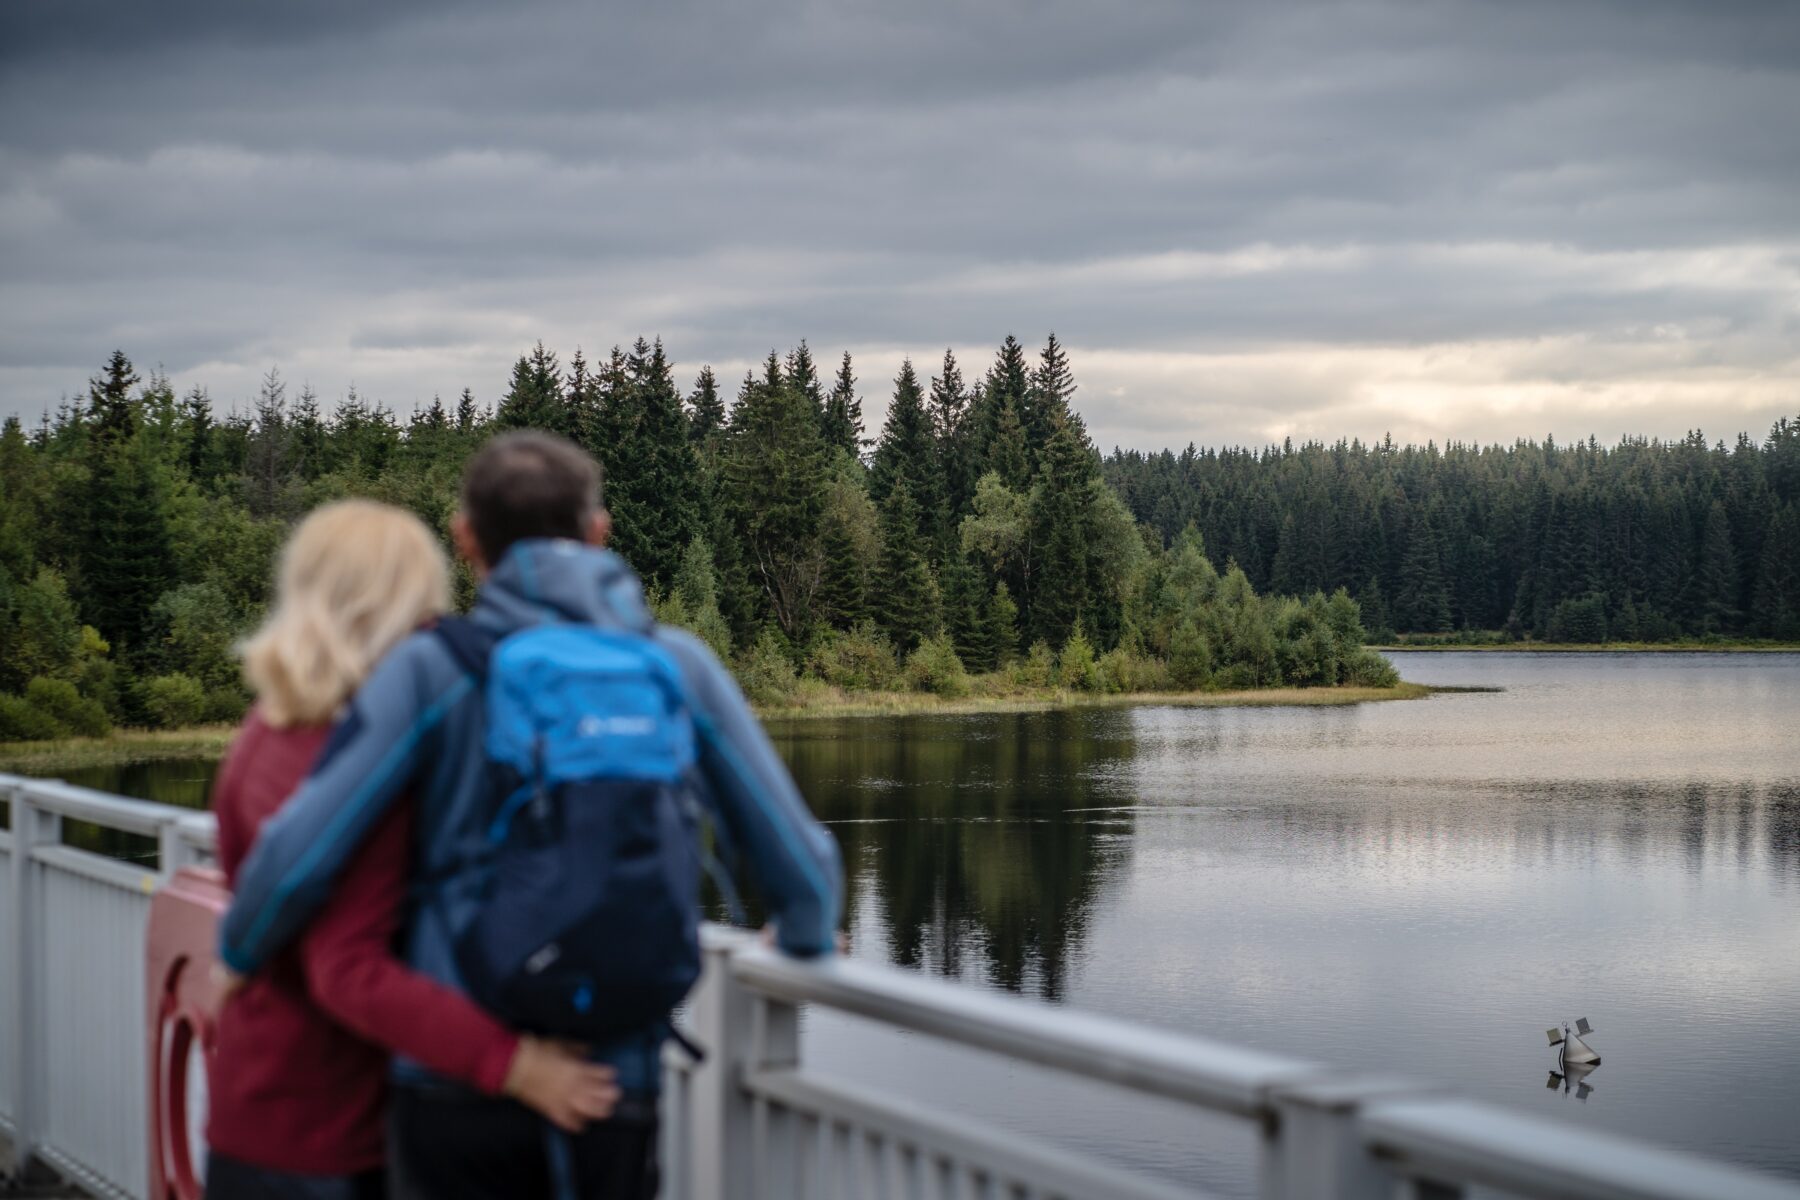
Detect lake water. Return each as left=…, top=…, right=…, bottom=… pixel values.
left=55, top=652, right=1800, bottom=1192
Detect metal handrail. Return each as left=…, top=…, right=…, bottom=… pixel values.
left=730, top=939, right=1325, bottom=1116
left=4, top=776, right=192, bottom=839
left=1363, top=1097, right=1800, bottom=1200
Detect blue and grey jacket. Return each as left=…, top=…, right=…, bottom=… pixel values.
left=219, top=539, right=843, bottom=1093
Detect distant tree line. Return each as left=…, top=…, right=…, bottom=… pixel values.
left=1105, top=420, right=1800, bottom=644
left=36, top=334, right=1726, bottom=741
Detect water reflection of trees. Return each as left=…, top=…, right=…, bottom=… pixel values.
left=44, top=759, right=216, bottom=863
left=771, top=710, right=1136, bottom=1001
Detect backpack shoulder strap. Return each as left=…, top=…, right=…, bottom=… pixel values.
left=434, top=616, right=503, bottom=684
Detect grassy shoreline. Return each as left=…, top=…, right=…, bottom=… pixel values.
left=1376, top=640, right=1800, bottom=653
left=756, top=681, right=1435, bottom=721
left=0, top=683, right=1436, bottom=775
left=0, top=726, right=241, bottom=775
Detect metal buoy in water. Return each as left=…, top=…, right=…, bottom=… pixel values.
left=1547, top=1017, right=1601, bottom=1070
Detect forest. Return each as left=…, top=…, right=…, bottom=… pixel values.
left=1105, top=414, right=1800, bottom=644
left=3, top=335, right=1793, bottom=742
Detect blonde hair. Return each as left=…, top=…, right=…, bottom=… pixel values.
left=242, top=500, right=451, bottom=727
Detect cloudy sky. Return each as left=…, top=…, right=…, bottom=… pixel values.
left=3, top=0, right=1797, bottom=450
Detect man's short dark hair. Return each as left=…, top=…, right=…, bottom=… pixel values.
left=460, top=431, right=604, bottom=565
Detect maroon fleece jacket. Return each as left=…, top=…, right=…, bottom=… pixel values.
left=206, top=709, right=518, bottom=1175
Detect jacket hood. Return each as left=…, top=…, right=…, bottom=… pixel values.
left=472, top=539, right=654, bottom=635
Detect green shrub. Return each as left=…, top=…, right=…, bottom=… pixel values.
left=71, top=626, right=123, bottom=721
left=141, top=673, right=208, bottom=729
left=904, top=634, right=970, bottom=697
left=734, top=628, right=798, bottom=706
left=649, top=572, right=733, bottom=661
left=1096, top=647, right=1168, bottom=694
left=807, top=622, right=901, bottom=692
left=1212, top=662, right=1259, bottom=691
left=1168, top=619, right=1212, bottom=689
left=204, top=685, right=251, bottom=724
left=1547, top=594, right=1609, bottom=644
left=3, top=567, right=83, bottom=690
left=152, top=581, right=246, bottom=689
left=1342, top=649, right=1400, bottom=687
left=687, top=607, right=734, bottom=661
left=24, top=676, right=111, bottom=737
left=1277, top=623, right=1337, bottom=687
left=1009, top=640, right=1056, bottom=688
left=1056, top=629, right=1101, bottom=692
left=0, top=693, right=64, bottom=741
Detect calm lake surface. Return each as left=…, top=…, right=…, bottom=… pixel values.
left=57, top=652, right=1800, bottom=1193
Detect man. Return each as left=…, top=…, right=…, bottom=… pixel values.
left=220, top=431, right=843, bottom=1198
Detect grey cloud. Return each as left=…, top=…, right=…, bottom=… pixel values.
left=2, top=0, right=1797, bottom=448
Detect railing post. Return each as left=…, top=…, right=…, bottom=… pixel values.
left=6, top=788, right=59, bottom=1184
left=681, top=930, right=759, bottom=1200
left=1261, top=1077, right=1441, bottom=1200
left=159, top=813, right=212, bottom=874
left=747, top=986, right=801, bottom=1197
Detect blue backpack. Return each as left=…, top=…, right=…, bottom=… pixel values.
left=435, top=617, right=704, bottom=1042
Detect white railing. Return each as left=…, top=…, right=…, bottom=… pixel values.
left=661, top=931, right=1800, bottom=1200
left=1, top=774, right=215, bottom=1199
left=3, top=771, right=1799, bottom=1200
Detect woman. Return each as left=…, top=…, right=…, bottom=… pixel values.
left=206, top=500, right=617, bottom=1199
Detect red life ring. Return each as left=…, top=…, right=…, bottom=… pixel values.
left=146, top=867, right=229, bottom=1200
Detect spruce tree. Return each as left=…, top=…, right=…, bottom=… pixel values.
left=869, top=359, right=949, bottom=558
left=975, top=335, right=1032, bottom=478
left=563, top=348, right=600, bottom=446
left=495, top=342, right=563, bottom=433
left=180, top=388, right=214, bottom=485
left=876, top=483, right=940, bottom=651
left=984, top=580, right=1020, bottom=664
left=821, top=352, right=865, bottom=459
left=1270, top=513, right=1302, bottom=597
left=940, top=552, right=990, bottom=670
left=785, top=340, right=826, bottom=424
left=290, top=384, right=326, bottom=481
left=88, top=350, right=139, bottom=449
left=817, top=507, right=869, bottom=630
left=1751, top=503, right=1800, bottom=638
left=83, top=442, right=172, bottom=662
left=413, top=396, right=449, bottom=434
left=1394, top=523, right=1452, bottom=632
left=987, top=335, right=1031, bottom=419
left=456, top=387, right=480, bottom=436
left=929, top=348, right=968, bottom=439
left=1028, top=332, right=1077, bottom=444
left=1026, top=412, right=1097, bottom=647
left=688, top=365, right=727, bottom=452
left=610, top=338, right=701, bottom=587
left=723, top=364, right=829, bottom=638
left=671, top=536, right=733, bottom=657
left=1355, top=576, right=1394, bottom=642
left=987, top=393, right=1031, bottom=491
left=589, top=344, right=642, bottom=547
left=0, top=417, right=36, bottom=579
left=244, top=367, right=290, bottom=516
left=930, top=349, right=973, bottom=517
left=1693, top=500, right=1739, bottom=633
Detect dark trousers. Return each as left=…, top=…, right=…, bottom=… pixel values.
left=389, top=1086, right=658, bottom=1200
left=206, top=1154, right=386, bottom=1200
